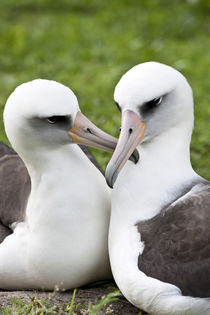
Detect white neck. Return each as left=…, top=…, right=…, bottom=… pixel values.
left=112, top=123, right=198, bottom=223
left=20, top=144, right=107, bottom=233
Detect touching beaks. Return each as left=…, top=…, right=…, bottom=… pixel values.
left=105, top=110, right=145, bottom=188
left=68, top=111, right=139, bottom=164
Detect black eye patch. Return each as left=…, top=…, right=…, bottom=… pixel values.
left=46, top=115, right=73, bottom=129
left=47, top=115, right=70, bottom=124
left=29, top=115, right=73, bottom=131
left=140, top=96, right=163, bottom=116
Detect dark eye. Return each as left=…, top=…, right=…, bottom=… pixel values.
left=140, top=96, right=163, bottom=116
left=47, top=116, right=58, bottom=124
left=115, top=101, right=121, bottom=112
left=47, top=116, right=70, bottom=124
left=147, top=96, right=162, bottom=107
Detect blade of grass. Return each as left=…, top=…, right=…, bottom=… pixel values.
left=88, top=289, right=122, bottom=314
left=68, top=288, right=77, bottom=315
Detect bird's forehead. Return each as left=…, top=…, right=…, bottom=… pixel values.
left=114, top=62, right=180, bottom=106
left=7, top=79, right=79, bottom=118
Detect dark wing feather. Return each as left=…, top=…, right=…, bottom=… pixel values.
left=0, top=143, right=31, bottom=243
left=0, top=223, right=12, bottom=243
left=0, top=142, right=30, bottom=242
left=137, top=182, right=210, bottom=298
left=0, top=155, right=30, bottom=227
left=0, top=142, right=16, bottom=158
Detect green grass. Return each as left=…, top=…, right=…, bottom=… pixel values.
left=0, top=0, right=209, bottom=178
left=0, top=289, right=123, bottom=315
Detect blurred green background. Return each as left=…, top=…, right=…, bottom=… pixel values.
left=0, top=0, right=209, bottom=178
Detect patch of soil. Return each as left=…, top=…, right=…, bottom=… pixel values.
left=0, top=287, right=147, bottom=314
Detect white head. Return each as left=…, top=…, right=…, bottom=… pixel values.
left=4, top=79, right=117, bottom=160
left=106, top=62, right=194, bottom=188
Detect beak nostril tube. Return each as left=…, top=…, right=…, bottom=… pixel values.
left=86, top=128, right=93, bottom=134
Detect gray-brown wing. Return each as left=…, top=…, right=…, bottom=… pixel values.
left=0, top=155, right=31, bottom=241
left=137, top=182, right=210, bottom=298
left=0, top=223, right=11, bottom=243
left=0, top=142, right=16, bottom=158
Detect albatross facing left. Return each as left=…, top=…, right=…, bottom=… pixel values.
left=0, top=79, right=117, bottom=290
left=106, top=62, right=210, bottom=315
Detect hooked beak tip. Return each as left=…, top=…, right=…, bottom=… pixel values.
left=105, top=164, right=119, bottom=189
left=130, top=148, right=139, bottom=164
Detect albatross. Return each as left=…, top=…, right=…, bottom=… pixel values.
left=105, top=62, right=210, bottom=314
left=0, top=78, right=118, bottom=290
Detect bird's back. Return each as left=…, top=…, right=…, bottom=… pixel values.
left=0, top=151, right=31, bottom=243
left=138, top=181, right=210, bottom=297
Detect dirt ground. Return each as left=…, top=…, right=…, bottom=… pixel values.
left=0, top=287, right=147, bottom=314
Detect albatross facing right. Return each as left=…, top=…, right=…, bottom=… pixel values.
left=0, top=79, right=117, bottom=290
left=106, top=62, right=210, bottom=315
